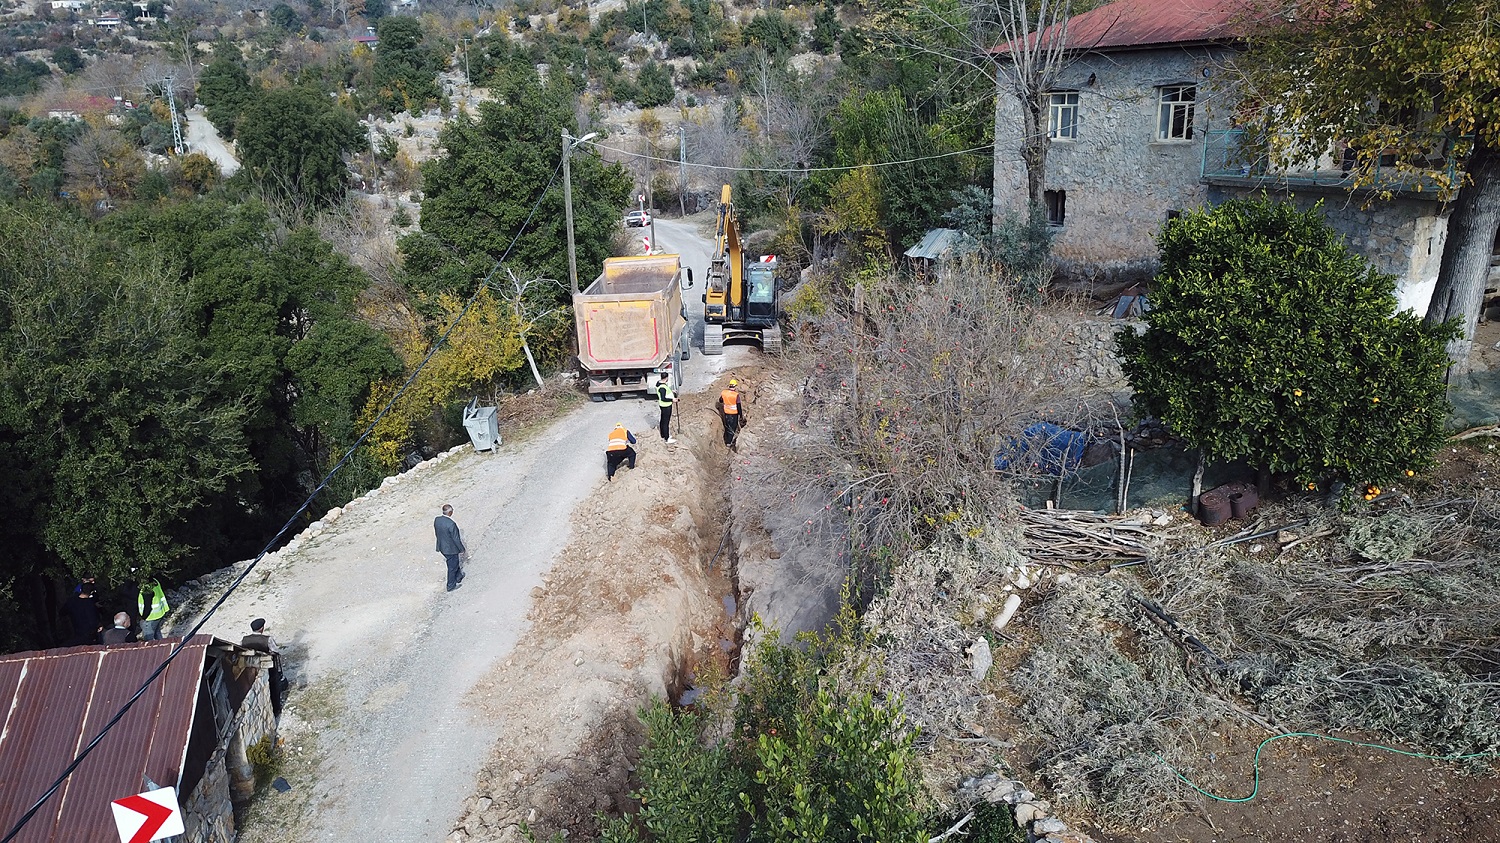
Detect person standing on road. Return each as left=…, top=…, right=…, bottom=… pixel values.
left=434, top=504, right=466, bottom=592
left=137, top=576, right=169, bottom=640
left=606, top=423, right=637, bottom=480
left=655, top=377, right=676, bottom=443
left=717, top=378, right=746, bottom=450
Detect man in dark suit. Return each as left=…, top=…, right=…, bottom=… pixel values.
left=434, top=504, right=466, bottom=592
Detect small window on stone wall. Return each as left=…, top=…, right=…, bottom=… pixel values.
left=1165, top=209, right=1181, bottom=224
left=1044, top=190, right=1066, bottom=227
left=1157, top=85, right=1196, bottom=141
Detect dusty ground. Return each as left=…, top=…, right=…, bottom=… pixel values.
left=166, top=215, right=811, bottom=843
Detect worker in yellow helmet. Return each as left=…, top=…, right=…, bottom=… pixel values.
left=605, top=423, right=637, bottom=481
left=717, top=377, right=746, bottom=451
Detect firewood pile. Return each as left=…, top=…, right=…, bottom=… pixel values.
left=1017, top=507, right=1163, bottom=567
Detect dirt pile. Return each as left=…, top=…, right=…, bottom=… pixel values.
left=446, top=389, right=739, bottom=843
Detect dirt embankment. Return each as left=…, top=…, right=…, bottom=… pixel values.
left=446, top=385, right=742, bottom=843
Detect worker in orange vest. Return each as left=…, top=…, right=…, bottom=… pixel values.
left=717, top=378, right=747, bottom=451
left=605, top=423, right=637, bottom=481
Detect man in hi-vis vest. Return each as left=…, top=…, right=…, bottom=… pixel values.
left=717, top=378, right=747, bottom=451
left=137, top=577, right=169, bottom=641
left=606, top=423, right=638, bottom=481
left=655, top=377, right=676, bottom=443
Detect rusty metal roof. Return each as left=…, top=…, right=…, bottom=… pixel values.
left=996, top=0, right=1253, bottom=55
left=0, top=637, right=210, bottom=843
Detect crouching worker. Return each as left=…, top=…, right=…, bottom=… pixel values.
left=605, top=423, right=637, bottom=481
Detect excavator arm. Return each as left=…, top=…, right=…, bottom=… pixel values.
left=705, top=184, right=743, bottom=321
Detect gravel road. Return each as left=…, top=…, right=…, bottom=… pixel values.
left=186, top=217, right=740, bottom=843
left=183, top=105, right=240, bottom=176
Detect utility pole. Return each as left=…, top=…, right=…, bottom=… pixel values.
left=163, top=75, right=184, bottom=155
left=561, top=131, right=598, bottom=296
left=461, top=37, right=471, bottom=100
left=677, top=124, right=686, bottom=216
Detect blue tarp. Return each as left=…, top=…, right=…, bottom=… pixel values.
left=994, top=422, right=1089, bottom=475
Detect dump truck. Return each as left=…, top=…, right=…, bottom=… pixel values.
left=574, top=253, right=694, bottom=399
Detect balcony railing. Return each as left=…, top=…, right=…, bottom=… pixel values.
left=1201, top=129, right=1458, bottom=197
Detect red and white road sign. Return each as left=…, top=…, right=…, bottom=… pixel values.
left=111, top=787, right=184, bottom=843
left=642, top=236, right=651, bottom=254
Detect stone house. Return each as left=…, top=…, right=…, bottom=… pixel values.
left=991, top=0, right=1456, bottom=313
left=0, top=636, right=278, bottom=843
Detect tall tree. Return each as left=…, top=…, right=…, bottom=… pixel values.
left=401, top=59, right=631, bottom=300
left=0, top=203, right=254, bottom=606
left=235, top=86, right=365, bottom=212
left=373, top=16, right=440, bottom=113
left=197, top=46, right=256, bottom=140
left=881, top=0, right=1079, bottom=209
left=1233, top=0, right=1500, bottom=374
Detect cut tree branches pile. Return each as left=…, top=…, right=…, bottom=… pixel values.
left=1005, top=494, right=1500, bottom=829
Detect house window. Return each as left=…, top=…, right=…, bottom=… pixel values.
left=1044, top=190, right=1066, bottom=227
left=1048, top=92, right=1079, bottom=140
left=1157, top=85, right=1196, bottom=141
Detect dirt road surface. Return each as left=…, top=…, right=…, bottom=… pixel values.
left=178, top=217, right=781, bottom=843
left=184, top=105, right=240, bottom=176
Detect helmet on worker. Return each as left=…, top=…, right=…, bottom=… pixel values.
left=729, top=378, right=738, bottom=386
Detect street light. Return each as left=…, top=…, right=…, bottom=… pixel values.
left=561, top=130, right=599, bottom=296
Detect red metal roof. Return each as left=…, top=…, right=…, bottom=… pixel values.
left=995, top=0, right=1257, bottom=54
left=0, top=637, right=210, bottom=843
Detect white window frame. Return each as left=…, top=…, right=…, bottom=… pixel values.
left=1048, top=92, right=1079, bottom=140
left=1157, top=85, right=1197, bottom=141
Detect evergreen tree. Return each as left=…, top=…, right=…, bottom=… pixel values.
left=197, top=47, right=255, bottom=140
left=635, top=61, right=675, bottom=108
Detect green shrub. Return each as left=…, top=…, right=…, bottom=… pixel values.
left=1118, top=198, right=1456, bottom=487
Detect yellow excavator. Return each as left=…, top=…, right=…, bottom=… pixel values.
left=702, top=184, right=782, bottom=355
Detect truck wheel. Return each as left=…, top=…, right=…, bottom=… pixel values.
left=589, top=394, right=604, bottom=403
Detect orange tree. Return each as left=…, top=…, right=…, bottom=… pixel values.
left=1117, top=198, right=1455, bottom=489
left=1233, top=0, right=1500, bottom=373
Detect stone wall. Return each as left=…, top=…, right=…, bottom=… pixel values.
left=1209, top=186, right=1449, bottom=315
left=179, top=663, right=277, bottom=843
left=181, top=740, right=234, bottom=843
left=993, top=48, right=1235, bottom=285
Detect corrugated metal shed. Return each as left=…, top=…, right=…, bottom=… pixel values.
left=995, top=0, right=1249, bottom=54
left=904, top=228, right=975, bottom=261
left=0, top=637, right=210, bottom=843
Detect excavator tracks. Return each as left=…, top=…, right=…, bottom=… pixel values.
left=760, top=326, right=782, bottom=354
left=704, top=324, right=724, bottom=356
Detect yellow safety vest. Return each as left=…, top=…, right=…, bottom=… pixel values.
left=607, top=428, right=631, bottom=451
left=656, top=382, right=675, bottom=408
left=139, top=581, right=169, bottom=621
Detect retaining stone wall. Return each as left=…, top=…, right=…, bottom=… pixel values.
left=181, top=741, right=234, bottom=843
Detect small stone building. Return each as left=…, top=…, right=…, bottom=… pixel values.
left=0, top=636, right=277, bottom=843
left=991, top=0, right=1453, bottom=312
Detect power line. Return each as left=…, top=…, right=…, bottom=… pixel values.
left=582, top=139, right=1001, bottom=174
left=0, top=159, right=566, bottom=843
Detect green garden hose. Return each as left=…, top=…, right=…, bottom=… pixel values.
left=1160, top=732, right=1496, bottom=803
